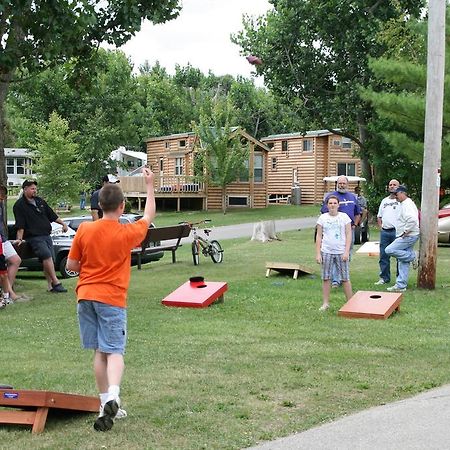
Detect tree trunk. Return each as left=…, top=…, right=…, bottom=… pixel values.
left=357, top=113, right=372, bottom=183
left=0, top=72, right=12, bottom=188
left=222, top=185, right=227, bottom=215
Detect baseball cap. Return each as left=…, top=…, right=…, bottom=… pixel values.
left=102, top=174, right=120, bottom=184
left=394, top=185, right=408, bottom=193
left=22, top=179, right=38, bottom=189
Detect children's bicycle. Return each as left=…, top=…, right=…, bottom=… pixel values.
left=180, top=219, right=224, bottom=265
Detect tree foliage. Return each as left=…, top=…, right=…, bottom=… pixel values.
left=0, top=0, right=182, bottom=186
left=193, top=100, right=249, bottom=214
left=233, top=0, right=425, bottom=180
left=32, top=112, right=82, bottom=207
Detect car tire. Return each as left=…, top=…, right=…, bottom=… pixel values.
left=59, top=255, right=79, bottom=278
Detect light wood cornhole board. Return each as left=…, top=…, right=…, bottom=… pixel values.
left=0, top=389, right=99, bottom=433
left=338, top=290, right=403, bottom=319
left=356, top=241, right=380, bottom=256
left=265, top=262, right=314, bottom=280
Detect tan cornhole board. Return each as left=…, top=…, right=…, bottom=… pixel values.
left=0, top=389, right=99, bottom=433
left=338, top=290, right=403, bottom=320
left=265, top=262, right=314, bottom=280
left=356, top=241, right=380, bottom=256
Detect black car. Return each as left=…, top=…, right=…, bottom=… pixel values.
left=7, top=214, right=164, bottom=278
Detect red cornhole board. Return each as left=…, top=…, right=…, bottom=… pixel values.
left=0, top=389, right=99, bottom=433
left=162, top=281, right=228, bottom=308
left=338, top=290, right=403, bottom=319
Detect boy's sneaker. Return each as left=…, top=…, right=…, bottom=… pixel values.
left=374, top=279, right=387, bottom=285
left=4, top=297, right=13, bottom=305
left=98, top=403, right=127, bottom=419
left=0, top=299, right=6, bottom=309
left=94, top=398, right=119, bottom=432
left=387, top=284, right=406, bottom=292
left=50, top=283, right=67, bottom=293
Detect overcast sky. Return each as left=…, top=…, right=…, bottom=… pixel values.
left=120, top=0, right=271, bottom=82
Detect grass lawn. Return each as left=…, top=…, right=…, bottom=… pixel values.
left=1, top=228, right=450, bottom=449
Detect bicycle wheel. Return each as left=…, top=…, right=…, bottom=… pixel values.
left=192, top=241, right=200, bottom=265
left=209, top=240, right=223, bottom=263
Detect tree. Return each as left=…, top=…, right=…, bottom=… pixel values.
left=32, top=112, right=82, bottom=208
left=233, top=0, right=424, bottom=181
left=0, top=0, right=181, bottom=186
left=193, top=100, right=249, bottom=214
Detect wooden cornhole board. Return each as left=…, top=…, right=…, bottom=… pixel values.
left=265, top=262, right=314, bottom=280
left=162, top=281, right=228, bottom=308
left=338, top=290, right=403, bottom=320
left=356, top=241, right=380, bottom=256
left=0, top=389, right=99, bottom=433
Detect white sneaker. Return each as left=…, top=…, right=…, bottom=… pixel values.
left=319, top=304, right=330, bottom=311
left=387, top=284, right=406, bottom=292
left=374, top=279, right=387, bottom=285
left=98, top=399, right=127, bottom=419
left=94, top=397, right=119, bottom=432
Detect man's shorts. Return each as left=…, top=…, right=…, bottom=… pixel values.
left=321, top=252, right=350, bottom=281
left=2, top=241, right=18, bottom=260
left=27, top=235, right=55, bottom=261
left=77, top=300, right=127, bottom=355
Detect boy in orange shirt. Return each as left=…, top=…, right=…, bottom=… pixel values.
left=67, top=168, right=155, bottom=431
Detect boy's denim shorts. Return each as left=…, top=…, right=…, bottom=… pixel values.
left=77, top=300, right=127, bottom=355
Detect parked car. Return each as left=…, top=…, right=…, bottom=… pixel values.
left=7, top=214, right=164, bottom=278
left=439, top=203, right=450, bottom=219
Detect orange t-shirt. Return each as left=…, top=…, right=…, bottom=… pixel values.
left=68, top=218, right=148, bottom=307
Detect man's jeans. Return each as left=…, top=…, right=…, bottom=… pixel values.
left=379, top=228, right=397, bottom=283
left=385, top=235, right=419, bottom=289
left=331, top=228, right=355, bottom=285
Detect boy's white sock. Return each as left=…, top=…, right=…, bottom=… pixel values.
left=99, top=393, right=109, bottom=405
left=108, top=385, right=120, bottom=399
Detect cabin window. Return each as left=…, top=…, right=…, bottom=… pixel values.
left=337, top=162, right=356, bottom=177
left=6, top=158, right=14, bottom=174
left=342, top=137, right=352, bottom=149
left=16, top=158, right=25, bottom=174
left=254, top=153, right=263, bottom=182
left=281, top=140, right=288, bottom=152
left=302, top=139, right=313, bottom=152
left=227, top=195, right=249, bottom=207
left=175, top=157, right=183, bottom=175
left=271, top=157, right=277, bottom=170
left=159, top=157, right=164, bottom=172
left=179, top=140, right=186, bottom=148
left=165, top=141, right=170, bottom=149
left=333, top=139, right=341, bottom=146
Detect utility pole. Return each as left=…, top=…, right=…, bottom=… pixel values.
left=418, top=0, right=446, bottom=289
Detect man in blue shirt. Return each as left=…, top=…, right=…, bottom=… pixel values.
left=320, top=176, right=361, bottom=287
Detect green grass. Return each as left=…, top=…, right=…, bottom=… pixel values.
left=2, top=229, right=450, bottom=449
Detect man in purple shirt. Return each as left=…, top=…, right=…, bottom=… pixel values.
left=320, top=176, right=361, bottom=287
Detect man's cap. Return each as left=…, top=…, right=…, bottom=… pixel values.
left=102, top=174, right=120, bottom=184
left=394, top=185, right=408, bottom=193
left=22, top=179, right=38, bottom=189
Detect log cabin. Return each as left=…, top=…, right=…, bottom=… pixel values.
left=119, top=128, right=270, bottom=211
left=261, top=130, right=362, bottom=204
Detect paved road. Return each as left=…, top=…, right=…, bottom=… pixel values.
left=247, top=384, right=450, bottom=450
left=182, top=216, right=318, bottom=243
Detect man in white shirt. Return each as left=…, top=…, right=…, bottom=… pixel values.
left=385, top=185, right=420, bottom=292
left=375, top=179, right=401, bottom=285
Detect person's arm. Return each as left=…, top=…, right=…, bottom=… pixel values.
left=343, top=222, right=352, bottom=261
left=91, top=209, right=99, bottom=221
left=54, top=217, right=68, bottom=232
left=141, top=167, right=156, bottom=226
left=315, top=223, right=323, bottom=264
left=15, top=228, right=25, bottom=245
left=66, top=258, right=80, bottom=272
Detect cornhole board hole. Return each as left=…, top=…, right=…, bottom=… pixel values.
left=265, top=262, right=314, bottom=280
left=338, top=290, right=403, bottom=320
left=162, top=281, right=228, bottom=308
left=356, top=241, right=380, bottom=256
left=0, top=389, right=100, bottom=433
